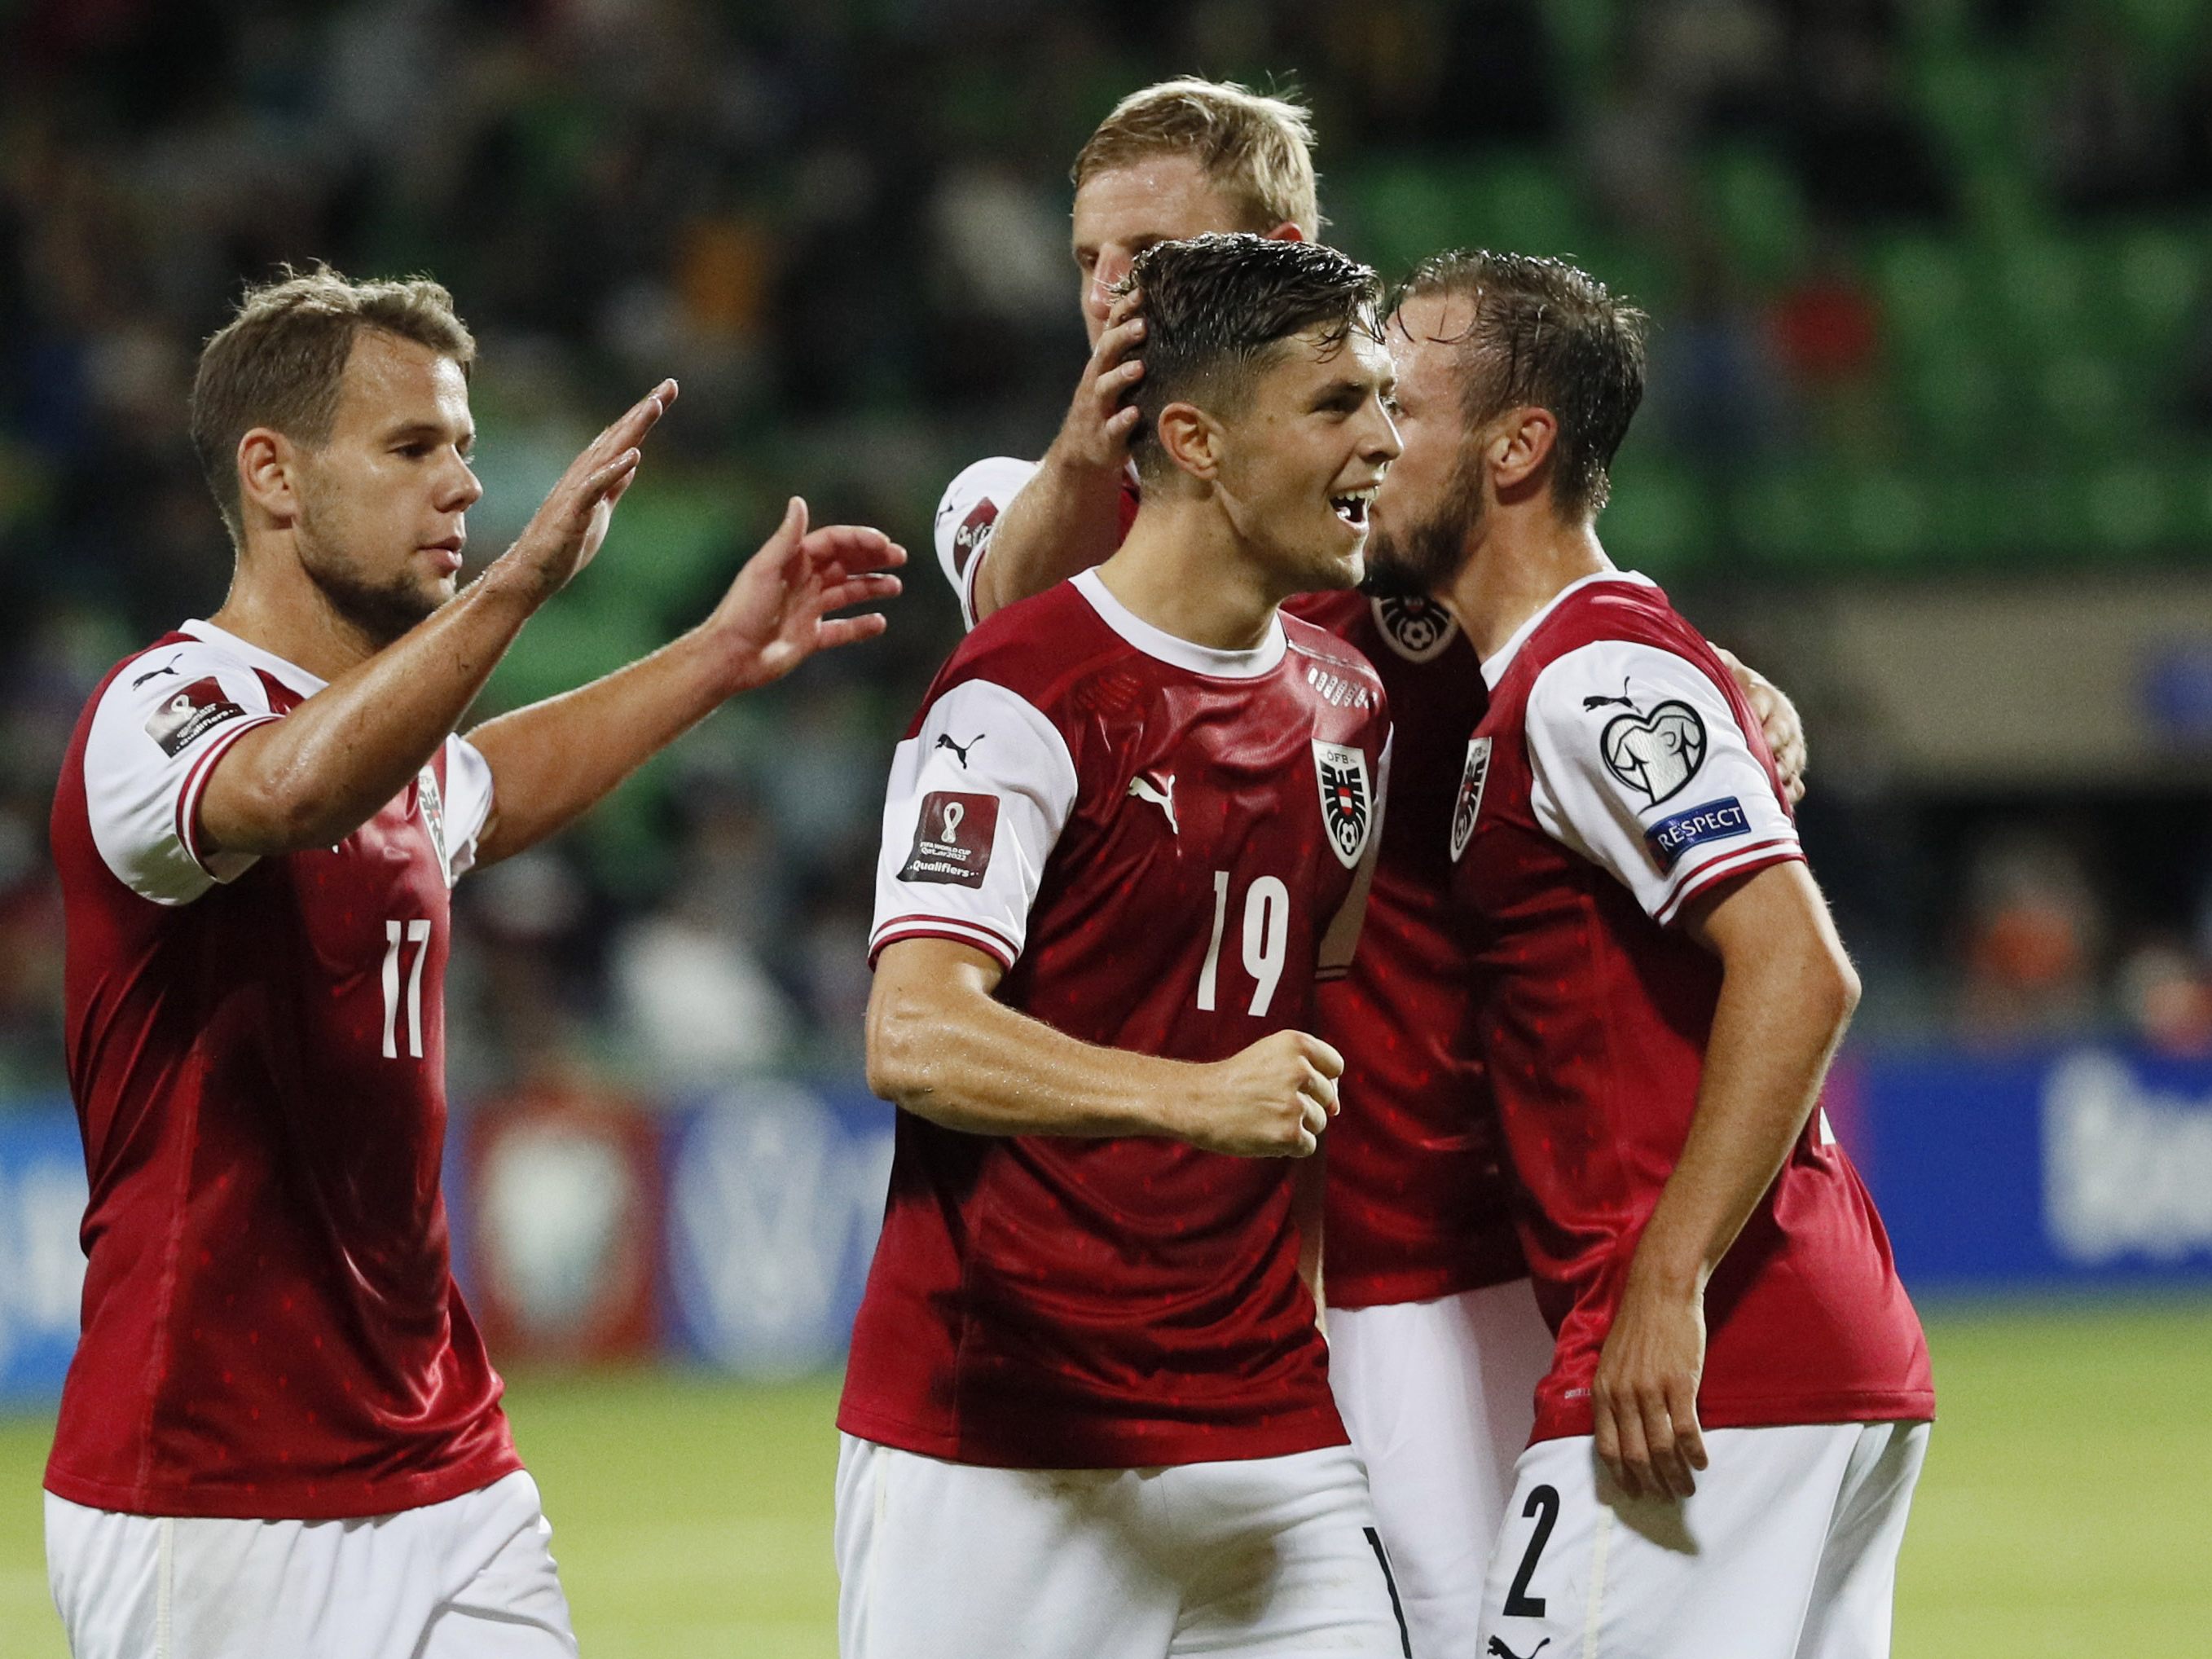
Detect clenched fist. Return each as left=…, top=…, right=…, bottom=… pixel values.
left=1174, top=1031, right=1343, bottom=1158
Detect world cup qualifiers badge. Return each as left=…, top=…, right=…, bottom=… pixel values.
left=899, top=790, right=1000, bottom=888
left=144, top=677, right=248, bottom=758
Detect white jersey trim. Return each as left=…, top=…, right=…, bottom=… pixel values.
left=934, top=456, right=1041, bottom=631
left=1073, top=570, right=1287, bottom=680
left=1478, top=570, right=1659, bottom=690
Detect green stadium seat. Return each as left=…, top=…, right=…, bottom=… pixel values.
left=1995, top=238, right=2090, bottom=348
left=1874, top=239, right=1972, bottom=352
left=1898, top=342, right=2012, bottom=452
left=1597, top=464, right=1713, bottom=579
left=2116, top=230, right=2203, bottom=350
left=1705, top=147, right=1810, bottom=287
left=1728, top=468, right=1825, bottom=568
left=2083, top=464, right=2176, bottom=552
left=2034, top=353, right=2127, bottom=447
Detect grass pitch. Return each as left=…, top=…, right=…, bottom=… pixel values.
left=3, top=1298, right=2207, bottom=1657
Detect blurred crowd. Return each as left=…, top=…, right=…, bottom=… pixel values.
left=3, top=0, right=2211, bottom=1099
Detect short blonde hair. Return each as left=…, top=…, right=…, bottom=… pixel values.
left=1071, top=77, right=1321, bottom=240
left=190, top=265, right=475, bottom=542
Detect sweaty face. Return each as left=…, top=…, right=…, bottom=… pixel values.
left=288, top=330, right=482, bottom=648
left=1071, top=157, right=1274, bottom=347
left=1209, top=325, right=1401, bottom=597
left=1365, top=291, right=1486, bottom=597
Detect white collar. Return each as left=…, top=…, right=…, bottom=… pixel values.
left=1479, top=570, right=1658, bottom=689
left=179, top=619, right=328, bottom=696
left=1073, top=569, right=1287, bottom=680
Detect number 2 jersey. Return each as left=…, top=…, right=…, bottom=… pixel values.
left=46, top=622, right=519, bottom=1519
left=843, top=570, right=1392, bottom=1468
left=1452, top=573, right=1933, bottom=1444
left=936, top=458, right=1525, bottom=1310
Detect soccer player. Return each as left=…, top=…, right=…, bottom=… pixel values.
left=843, top=235, right=1405, bottom=1659
left=931, top=76, right=1810, bottom=1655
left=1367, top=250, right=1933, bottom=1658
left=45, top=268, right=902, bottom=1659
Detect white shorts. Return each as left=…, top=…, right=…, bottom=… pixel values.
left=46, top=1470, right=577, bottom=1659
left=1478, top=1420, right=1931, bottom=1659
left=1328, top=1278, right=1554, bottom=1659
left=835, top=1435, right=1413, bottom=1658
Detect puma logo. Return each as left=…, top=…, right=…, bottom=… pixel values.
left=1488, top=1639, right=1550, bottom=1659
left=131, top=662, right=181, bottom=689
left=1582, top=678, right=1635, bottom=711
left=1126, top=771, right=1177, bottom=833
left=935, top=733, right=983, bottom=768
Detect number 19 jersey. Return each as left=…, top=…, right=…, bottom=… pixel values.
left=845, top=570, right=1392, bottom=1469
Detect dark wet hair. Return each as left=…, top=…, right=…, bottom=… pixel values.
left=1395, top=249, right=1646, bottom=517
left=1123, top=232, right=1382, bottom=485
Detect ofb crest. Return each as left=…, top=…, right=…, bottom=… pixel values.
left=1450, top=737, right=1491, bottom=862
left=1313, top=741, right=1374, bottom=869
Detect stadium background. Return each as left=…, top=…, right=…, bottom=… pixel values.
left=2, top=0, right=2210, bottom=1652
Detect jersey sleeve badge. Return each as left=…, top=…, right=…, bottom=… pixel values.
left=1596, top=694, right=1707, bottom=806
left=145, top=677, right=248, bottom=757
left=898, top=790, right=1000, bottom=887
left=1313, top=741, right=1374, bottom=868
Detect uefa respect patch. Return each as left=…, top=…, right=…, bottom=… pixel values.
left=898, top=790, right=999, bottom=887
left=1644, top=796, right=1752, bottom=873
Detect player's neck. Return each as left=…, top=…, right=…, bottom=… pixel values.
left=208, top=539, right=389, bottom=684
left=1101, top=506, right=1286, bottom=653
left=1444, top=508, right=1612, bottom=665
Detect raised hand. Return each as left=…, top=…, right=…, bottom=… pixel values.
left=1050, top=291, right=1146, bottom=475
left=1176, top=1030, right=1343, bottom=1158
left=494, top=380, right=677, bottom=602
left=704, top=496, right=907, bottom=694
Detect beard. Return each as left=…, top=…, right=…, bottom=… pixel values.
left=296, top=507, right=446, bottom=649
left=1362, top=450, right=1485, bottom=600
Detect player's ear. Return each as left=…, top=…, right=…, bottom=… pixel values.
left=1262, top=220, right=1304, bottom=244
left=236, top=428, right=302, bottom=530
left=1490, top=407, right=1558, bottom=496
left=1157, top=402, right=1224, bottom=482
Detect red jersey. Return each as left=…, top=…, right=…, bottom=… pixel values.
left=934, top=456, right=1522, bottom=1307
left=847, top=571, right=1392, bottom=1468
left=47, top=622, right=518, bottom=1520
left=1451, top=574, right=1933, bottom=1444
left=1291, top=591, right=1524, bottom=1306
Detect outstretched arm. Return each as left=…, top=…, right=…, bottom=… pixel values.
left=1590, top=861, right=1860, bottom=1502
left=867, top=937, right=1339, bottom=1157
left=199, top=383, right=675, bottom=859
left=969, top=295, right=1146, bottom=621
left=466, top=498, right=904, bottom=867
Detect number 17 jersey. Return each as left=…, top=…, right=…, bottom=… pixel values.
left=845, top=570, right=1392, bottom=1469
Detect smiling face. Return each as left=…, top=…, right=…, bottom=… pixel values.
left=1071, top=156, right=1282, bottom=346
left=1365, top=288, right=1488, bottom=597
left=285, top=329, right=484, bottom=646
left=1206, top=323, right=1401, bottom=596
